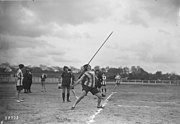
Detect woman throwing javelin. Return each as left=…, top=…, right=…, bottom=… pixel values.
left=71, top=64, right=104, bottom=110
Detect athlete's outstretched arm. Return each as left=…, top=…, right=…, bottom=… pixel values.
left=73, top=80, right=81, bottom=87
left=72, top=75, right=84, bottom=87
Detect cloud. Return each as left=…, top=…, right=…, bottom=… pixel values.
left=52, top=56, right=80, bottom=63
left=49, top=23, right=91, bottom=39
left=141, top=0, right=180, bottom=24
left=0, top=0, right=114, bottom=39
left=158, top=29, right=171, bottom=35
left=128, top=9, right=149, bottom=28
left=113, top=0, right=180, bottom=27
left=105, top=0, right=150, bottom=27
left=0, top=2, right=50, bottom=37
left=31, top=0, right=112, bottom=25
left=0, top=34, right=48, bottom=50
left=131, top=39, right=180, bottom=65
left=106, top=42, right=119, bottom=49
left=0, top=34, right=68, bottom=65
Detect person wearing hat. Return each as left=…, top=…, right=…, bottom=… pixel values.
left=61, top=66, right=72, bottom=102
left=27, top=69, right=32, bottom=93
left=16, top=64, right=24, bottom=103
left=71, top=64, right=104, bottom=110
left=23, top=69, right=29, bottom=93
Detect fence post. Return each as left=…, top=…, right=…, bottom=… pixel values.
left=170, top=80, right=172, bottom=85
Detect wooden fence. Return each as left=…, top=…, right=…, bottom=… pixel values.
left=0, top=77, right=180, bottom=85
left=0, top=77, right=59, bottom=83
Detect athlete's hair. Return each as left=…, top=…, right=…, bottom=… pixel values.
left=63, top=66, right=68, bottom=71
left=19, top=64, right=24, bottom=69
left=95, top=69, right=100, bottom=74
left=83, top=64, right=91, bottom=71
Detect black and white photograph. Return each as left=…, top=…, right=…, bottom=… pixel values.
left=0, top=0, right=180, bottom=123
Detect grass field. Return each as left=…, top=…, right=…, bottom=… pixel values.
left=0, top=83, right=180, bottom=124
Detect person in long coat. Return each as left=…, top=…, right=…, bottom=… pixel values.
left=22, top=69, right=29, bottom=93
left=27, top=70, right=32, bottom=93
left=61, top=66, right=72, bottom=102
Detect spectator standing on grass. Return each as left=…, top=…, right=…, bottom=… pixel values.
left=71, top=64, right=104, bottom=110
left=16, top=64, right=24, bottom=103
left=61, top=66, right=72, bottom=102
left=113, top=73, right=121, bottom=91
left=27, top=70, right=32, bottom=93
left=23, top=69, right=29, bottom=93
left=41, top=73, right=47, bottom=92
left=115, top=73, right=121, bottom=85
left=101, top=73, right=107, bottom=97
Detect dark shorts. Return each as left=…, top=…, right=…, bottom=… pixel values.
left=82, top=85, right=99, bottom=95
left=95, top=82, right=101, bottom=89
left=116, top=82, right=120, bottom=85
left=61, top=85, right=70, bottom=89
left=41, top=80, right=45, bottom=84
left=101, top=81, right=106, bottom=86
left=98, top=85, right=101, bottom=89
left=41, top=79, right=45, bottom=81
left=16, top=86, right=23, bottom=91
left=95, top=85, right=101, bottom=89
left=116, top=80, right=121, bottom=85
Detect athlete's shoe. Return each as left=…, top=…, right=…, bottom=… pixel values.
left=97, top=105, right=104, bottom=109
left=102, top=94, right=106, bottom=97
left=20, top=99, right=24, bottom=102
left=71, top=107, right=75, bottom=110
left=16, top=100, right=21, bottom=103
left=67, top=100, right=71, bottom=102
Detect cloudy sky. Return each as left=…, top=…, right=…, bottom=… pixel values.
left=0, top=0, right=180, bottom=74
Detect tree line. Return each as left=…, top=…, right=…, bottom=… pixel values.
left=0, top=62, right=180, bottom=80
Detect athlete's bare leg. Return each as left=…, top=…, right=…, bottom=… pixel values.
left=94, top=92, right=103, bottom=107
left=41, top=81, right=46, bottom=92
left=113, top=83, right=118, bottom=92
left=71, top=89, right=78, bottom=99
left=16, top=91, right=20, bottom=102
left=67, top=87, right=71, bottom=102
left=71, top=90, right=87, bottom=109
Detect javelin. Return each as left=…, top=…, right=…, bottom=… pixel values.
left=88, top=31, right=113, bottom=64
